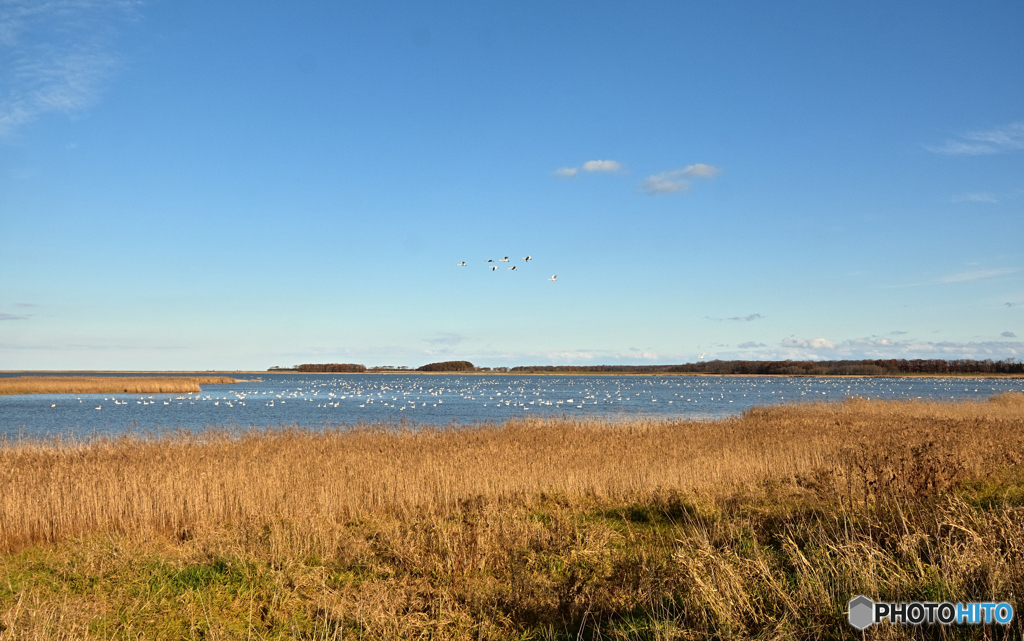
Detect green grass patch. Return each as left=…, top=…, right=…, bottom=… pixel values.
left=960, top=465, right=1024, bottom=508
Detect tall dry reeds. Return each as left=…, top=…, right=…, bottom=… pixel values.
left=0, top=375, right=237, bottom=396
left=1, top=394, right=1022, bottom=638
left=1, top=394, right=1022, bottom=551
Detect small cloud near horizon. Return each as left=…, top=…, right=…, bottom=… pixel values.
left=926, top=122, right=1024, bottom=156
left=627, top=346, right=659, bottom=359
left=511, top=348, right=661, bottom=363
left=738, top=341, right=766, bottom=348
left=707, top=313, right=763, bottom=322
left=750, top=335, right=1023, bottom=361
left=782, top=337, right=837, bottom=350
left=1003, top=331, right=1017, bottom=338
left=0, top=312, right=30, bottom=321
left=641, top=163, right=720, bottom=195
left=423, top=333, right=465, bottom=347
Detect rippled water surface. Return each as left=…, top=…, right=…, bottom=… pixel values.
left=1, top=373, right=1021, bottom=439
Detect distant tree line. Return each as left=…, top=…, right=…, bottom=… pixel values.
left=418, top=361, right=475, bottom=372
left=510, top=359, right=1024, bottom=376
left=269, top=363, right=367, bottom=373
left=269, top=359, right=1022, bottom=376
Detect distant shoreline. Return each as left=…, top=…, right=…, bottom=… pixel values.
left=2, top=370, right=1022, bottom=379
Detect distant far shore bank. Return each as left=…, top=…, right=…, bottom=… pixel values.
left=265, top=358, right=1024, bottom=378
left=264, top=370, right=1024, bottom=378
left=3, top=370, right=1023, bottom=380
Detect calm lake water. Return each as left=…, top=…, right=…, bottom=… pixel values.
left=1, top=373, right=1021, bottom=440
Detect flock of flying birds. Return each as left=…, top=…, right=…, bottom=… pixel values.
left=457, top=255, right=556, bottom=281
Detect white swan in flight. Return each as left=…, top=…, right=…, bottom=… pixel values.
left=508, top=266, right=517, bottom=271
left=457, top=261, right=467, bottom=266
left=523, top=255, right=532, bottom=262
left=548, top=275, right=557, bottom=281
left=491, top=265, right=498, bottom=271
left=501, top=256, right=509, bottom=262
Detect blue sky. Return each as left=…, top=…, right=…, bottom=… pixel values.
left=1, top=0, right=1022, bottom=370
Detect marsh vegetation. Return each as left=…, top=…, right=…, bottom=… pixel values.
left=1, top=395, right=1022, bottom=638
left=0, top=376, right=238, bottom=396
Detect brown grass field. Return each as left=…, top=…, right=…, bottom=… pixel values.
left=0, top=376, right=238, bottom=396
left=1, top=394, right=1022, bottom=639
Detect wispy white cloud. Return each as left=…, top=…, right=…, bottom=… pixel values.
left=725, top=336, right=1023, bottom=361
left=641, top=163, right=720, bottom=195
left=553, top=159, right=622, bottom=179
left=423, top=333, right=465, bottom=347
left=707, top=313, right=764, bottom=322
left=470, top=348, right=666, bottom=364
left=0, top=0, right=139, bottom=137
left=926, top=122, right=1024, bottom=156
left=782, top=337, right=837, bottom=351
left=883, top=266, right=1019, bottom=289
left=627, top=347, right=660, bottom=360
left=582, top=159, right=621, bottom=173
left=444, top=335, right=1023, bottom=365
left=951, top=192, right=998, bottom=204
left=938, top=267, right=1016, bottom=283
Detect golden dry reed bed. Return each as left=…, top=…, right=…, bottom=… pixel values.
left=1, top=394, right=1023, bottom=639
left=0, top=375, right=237, bottom=395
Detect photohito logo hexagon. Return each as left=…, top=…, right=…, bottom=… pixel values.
left=849, top=595, right=874, bottom=630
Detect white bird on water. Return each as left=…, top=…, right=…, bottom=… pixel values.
left=548, top=275, right=557, bottom=281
